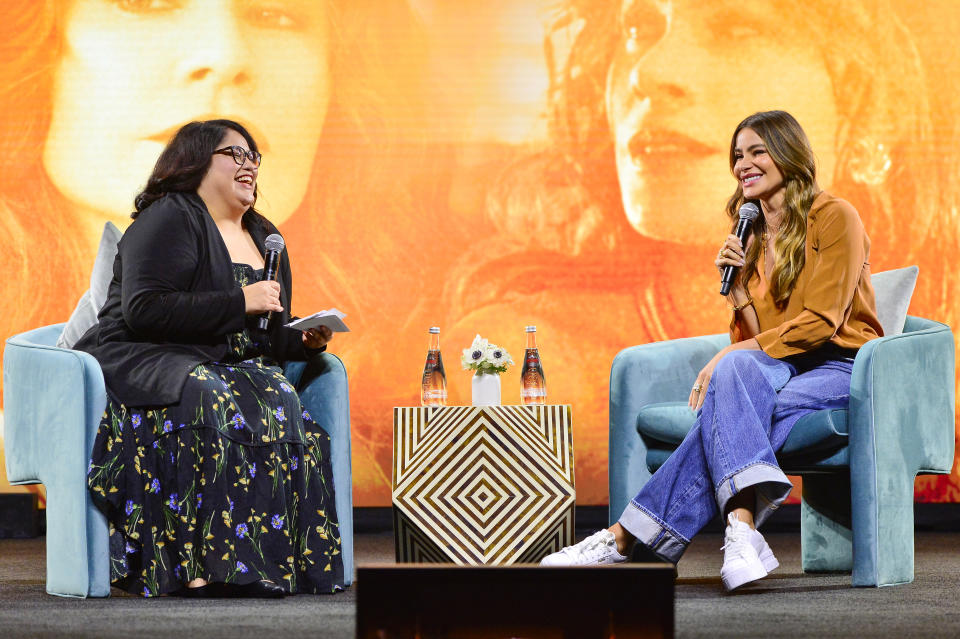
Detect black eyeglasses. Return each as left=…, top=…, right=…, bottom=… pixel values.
left=213, top=145, right=262, bottom=167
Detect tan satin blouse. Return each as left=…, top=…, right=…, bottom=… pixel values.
left=731, top=191, right=883, bottom=358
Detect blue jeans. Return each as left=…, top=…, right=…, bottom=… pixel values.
left=618, top=349, right=855, bottom=563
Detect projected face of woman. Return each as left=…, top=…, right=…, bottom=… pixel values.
left=605, top=0, right=838, bottom=243
left=44, top=0, right=331, bottom=232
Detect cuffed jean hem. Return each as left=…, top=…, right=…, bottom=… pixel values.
left=619, top=502, right=688, bottom=564
left=715, top=461, right=793, bottom=529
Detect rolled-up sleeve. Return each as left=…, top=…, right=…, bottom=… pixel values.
left=755, top=202, right=867, bottom=358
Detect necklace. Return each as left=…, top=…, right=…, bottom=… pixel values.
left=762, top=221, right=781, bottom=245
left=762, top=231, right=776, bottom=278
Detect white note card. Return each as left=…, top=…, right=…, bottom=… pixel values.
left=285, top=308, right=350, bottom=332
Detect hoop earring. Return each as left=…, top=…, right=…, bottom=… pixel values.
left=849, top=138, right=892, bottom=185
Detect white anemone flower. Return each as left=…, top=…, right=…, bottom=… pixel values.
left=461, top=334, right=490, bottom=370
left=487, top=345, right=513, bottom=368
left=461, top=335, right=513, bottom=373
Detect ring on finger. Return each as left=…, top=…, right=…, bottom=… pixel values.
left=692, top=383, right=702, bottom=393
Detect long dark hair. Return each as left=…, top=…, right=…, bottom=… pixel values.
left=133, top=119, right=259, bottom=216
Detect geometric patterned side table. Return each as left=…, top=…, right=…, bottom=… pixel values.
left=392, top=405, right=574, bottom=565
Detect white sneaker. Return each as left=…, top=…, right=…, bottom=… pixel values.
left=752, top=526, right=779, bottom=574
left=539, top=530, right=629, bottom=566
left=720, top=513, right=773, bottom=590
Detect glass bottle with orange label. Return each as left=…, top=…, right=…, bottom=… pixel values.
left=520, top=325, right=546, bottom=405
left=420, top=326, right=447, bottom=406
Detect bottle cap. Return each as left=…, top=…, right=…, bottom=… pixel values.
left=525, top=325, right=537, bottom=332
left=429, top=326, right=440, bottom=334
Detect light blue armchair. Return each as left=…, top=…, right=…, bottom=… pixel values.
left=3, top=323, right=354, bottom=597
left=609, top=315, right=955, bottom=587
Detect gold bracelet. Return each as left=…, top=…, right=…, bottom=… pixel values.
left=731, top=296, right=754, bottom=312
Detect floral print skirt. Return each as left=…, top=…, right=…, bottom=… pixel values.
left=87, top=359, right=344, bottom=597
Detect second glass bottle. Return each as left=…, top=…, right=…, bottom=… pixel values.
left=521, top=325, right=546, bottom=405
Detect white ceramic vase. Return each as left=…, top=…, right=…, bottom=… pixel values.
left=471, top=372, right=501, bottom=406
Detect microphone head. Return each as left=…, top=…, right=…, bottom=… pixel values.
left=264, top=233, right=285, bottom=253
left=738, top=201, right=760, bottom=222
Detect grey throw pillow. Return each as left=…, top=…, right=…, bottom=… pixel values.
left=870, top=265, right=918, bottom=336
left=56, top=222, right=123, bottom=349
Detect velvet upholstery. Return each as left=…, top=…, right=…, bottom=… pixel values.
left=638, top=403, right=849, bottom=462
left=3, top=323, right=354, bottom=597
left=609, top=315, right=954, bottom=587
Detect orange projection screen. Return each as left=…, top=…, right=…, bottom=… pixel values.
left=2, top=0, right=959, bottom=507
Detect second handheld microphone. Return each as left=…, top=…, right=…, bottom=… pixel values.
left=258, top=233, right=285, bottom=331
left=720, top=202, right=760, bottom=296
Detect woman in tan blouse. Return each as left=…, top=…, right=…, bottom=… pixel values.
left=542, top=111, right=882, bottom=590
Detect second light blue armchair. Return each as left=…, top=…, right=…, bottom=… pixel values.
left=3, top=323, right=354, bottom=597
left=609, top=315, right=955, bottom=587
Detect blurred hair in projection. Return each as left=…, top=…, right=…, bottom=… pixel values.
left=0, top=0, right=433, bottom=375
left=0, top=0, right=439, bottom=503
left=443, top=0, right=960, bottom=501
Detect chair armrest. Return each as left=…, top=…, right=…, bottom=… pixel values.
left=849, top=316, right=955, bottom=478
left=286, top=353, right=354, bottom=586
left=848, top=315, right=955, bottom=585
left=3, top=325, right=111, bottom=597
left=608, top=333, right=729, bottom=525
left=3, top=328, right=107, bottom=485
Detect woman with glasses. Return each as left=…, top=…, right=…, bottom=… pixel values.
left=75, top=119, right=343, bottom=599
left=0, top=0, right=440, bottom=506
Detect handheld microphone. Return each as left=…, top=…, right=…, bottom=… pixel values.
left=258, top=233, right=285, bottom=331
left=720, top=202, right=760, bottom=296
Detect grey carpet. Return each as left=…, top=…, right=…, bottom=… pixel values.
left=1, top=531, right=958, bottom=638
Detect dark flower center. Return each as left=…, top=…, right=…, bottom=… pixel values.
left=472, top=350, right=483, bottom=360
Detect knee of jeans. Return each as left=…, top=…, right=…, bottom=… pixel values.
left=713, top=350, right=761, bottom=380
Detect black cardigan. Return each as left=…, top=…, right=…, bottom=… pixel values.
left=76, top=191, right=315, bottom=407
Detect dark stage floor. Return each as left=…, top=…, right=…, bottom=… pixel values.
left=1, top=530, right=959, bottom=638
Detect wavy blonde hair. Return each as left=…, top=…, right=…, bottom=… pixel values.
left=726, top=111, right=819, bottom=307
